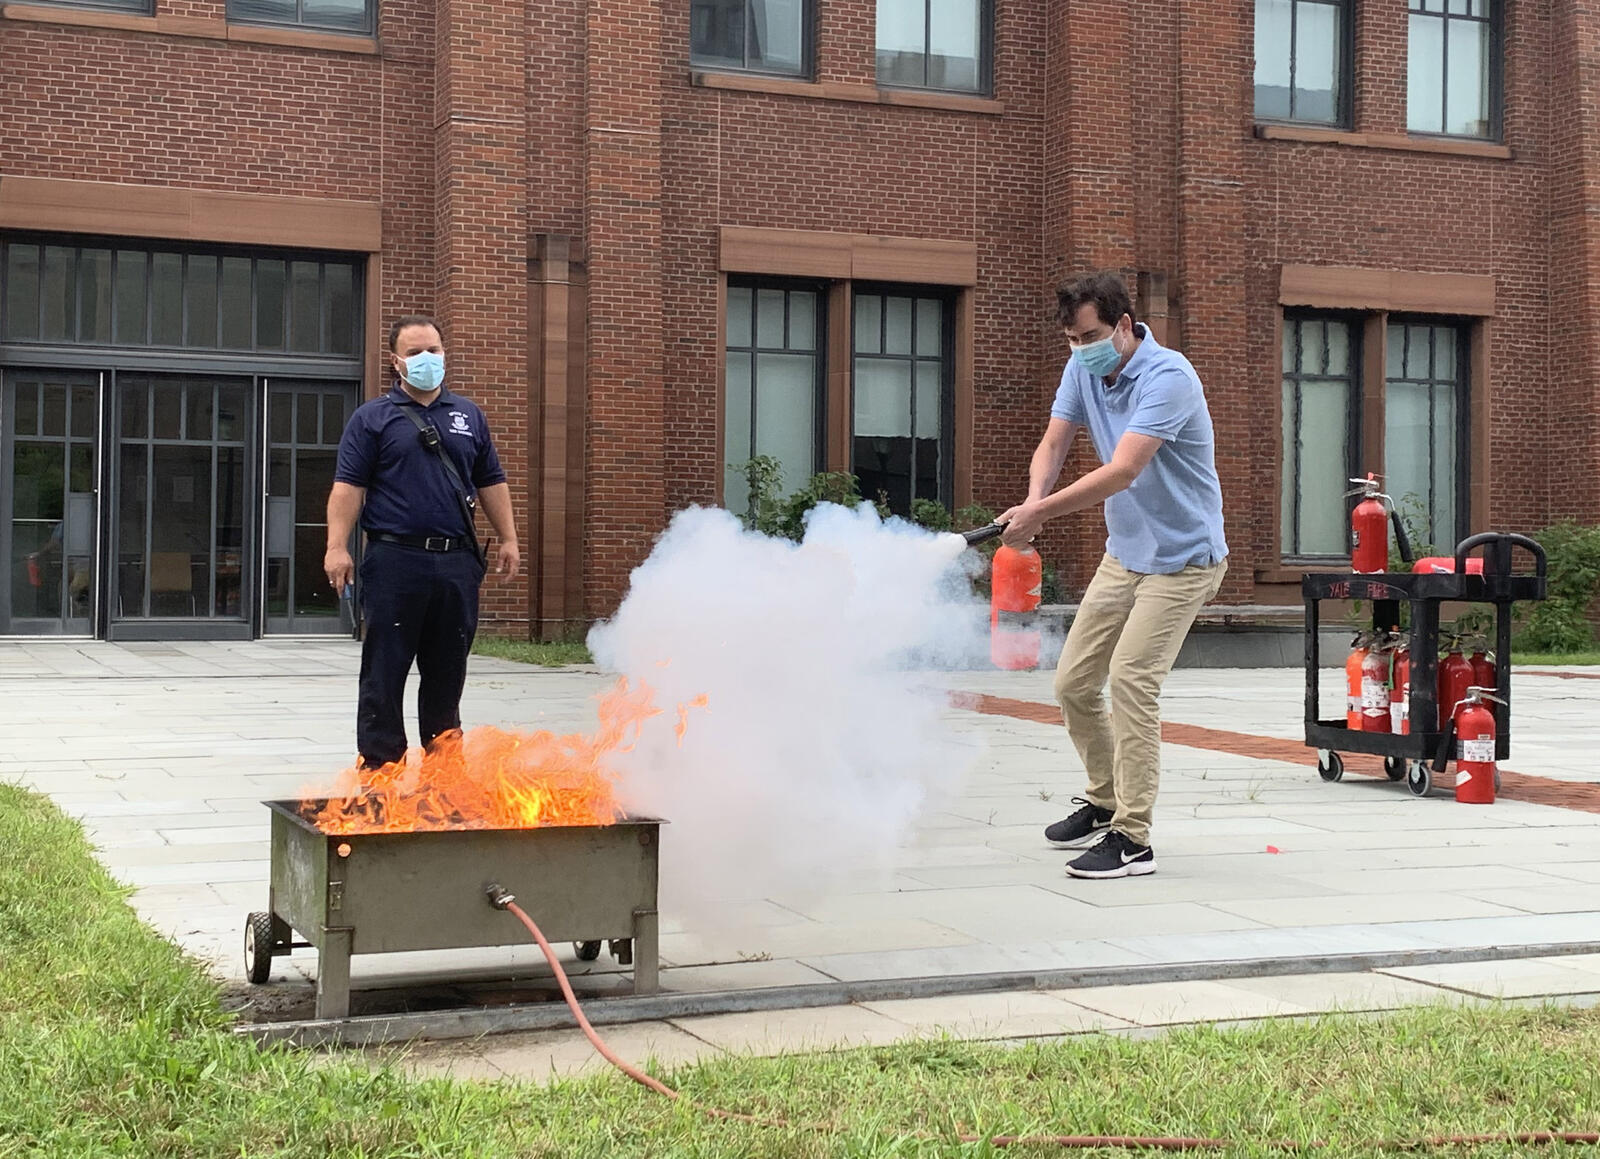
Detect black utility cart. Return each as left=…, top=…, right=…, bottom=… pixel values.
left=1303, top=532, right=1547, bottom=797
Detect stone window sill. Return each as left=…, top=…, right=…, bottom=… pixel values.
left=1, top=3, right=378, bottom=53
left=690, top=70, right=1004, bottom=115
left=1253, top=123, right=1512, bottom=160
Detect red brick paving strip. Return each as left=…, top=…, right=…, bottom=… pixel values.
left=950, top=692, right=1600, bottom=816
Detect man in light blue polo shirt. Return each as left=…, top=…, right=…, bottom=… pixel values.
left=999, top=272, right=1228, bottom=880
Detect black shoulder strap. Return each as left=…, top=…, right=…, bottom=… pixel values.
left=394, top=401, right=486, bottom=565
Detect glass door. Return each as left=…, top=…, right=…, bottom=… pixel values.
left=111, top=374, right=254, bottom=633
left=263, top=381, right=358, bottom=634
left=1, top=371, right=100, bottom=636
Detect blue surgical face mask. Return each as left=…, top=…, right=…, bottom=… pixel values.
left=1072, top=329, right=1124, bottom=379
left=401, top=351, right=445, bottom=393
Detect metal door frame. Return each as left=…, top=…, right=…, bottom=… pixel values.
left=259, top=377, right=362, bottom=638
left=104, top=369, right=260, bottom=642
left=0, top=367, right=105, bottom=638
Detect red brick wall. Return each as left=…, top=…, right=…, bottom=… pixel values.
left=2, top=0, right=1579, bottom=632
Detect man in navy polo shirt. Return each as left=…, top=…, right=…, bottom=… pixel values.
left=324, top=314, right=520, bottom=770
left=998, top=273, right=1227, bottom=880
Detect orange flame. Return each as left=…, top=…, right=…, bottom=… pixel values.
left=675, top=693, right=709, bottom=747
left=298, top=676, right=693, bottom=835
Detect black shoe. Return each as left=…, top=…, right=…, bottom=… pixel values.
left=1044, top=797, right=1113, bottom=848
left=1064, top=830, right=1156, bottom=879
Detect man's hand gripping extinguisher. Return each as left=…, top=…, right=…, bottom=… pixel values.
left=1432, top=685, right=1507, bottom=804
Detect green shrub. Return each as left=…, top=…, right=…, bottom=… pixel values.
left=1519, top=521, right=1600, bottom=652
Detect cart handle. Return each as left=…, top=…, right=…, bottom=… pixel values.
left=1452, top=532, right=1547, bottom=579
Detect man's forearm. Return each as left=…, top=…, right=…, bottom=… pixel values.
left=1028, top=442, right=1070, bottom=503
left=326, top=483, right=365, bottom=549
left=1038, top=462, right=1136, bottom=522
left=477, top=483, right=518, bottom=546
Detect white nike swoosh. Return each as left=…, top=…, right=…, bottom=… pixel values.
left=1120, top=849, right=1144, bottom=863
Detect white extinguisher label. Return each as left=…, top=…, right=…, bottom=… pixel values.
left=1461, top=737, right=1495, bottom=764
left=1362, top=678, right=1388, bottom=710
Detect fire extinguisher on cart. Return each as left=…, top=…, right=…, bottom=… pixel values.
left=1345, top=633, right=1370, bottom=730
left=1470, top=640, right=1496, bottom=694
left=1437, top=635, right=1476, bottom=731
left=1361, top=635, right=1392, bottom=733
left=1438, top=685, right=1507, bottom=804
left=1389, top=630, right=1411, bottom=735
left=1345, top=474, right=1415, bottom=573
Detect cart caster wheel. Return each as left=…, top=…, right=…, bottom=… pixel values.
left=1384, top=756, right=1408, bottom=782
left=1318, top=751, right=1344, bottom=783
left=574, top=940, right=602, bottom=961
left=1406, top=761, right=1433, bottom=797
left=245, top=912, right=276, bottom=984
left=609, top=938, right=633, bottom=966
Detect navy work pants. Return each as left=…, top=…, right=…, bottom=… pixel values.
left=356, top=540, right=485, bottom=768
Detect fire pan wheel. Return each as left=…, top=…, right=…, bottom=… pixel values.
left=245, top=912, right=277, bottom=984
left=1317, top=751, right=1344, bottom=783
left=573, top=940, right=603, bottom=962
left=1383, top=756, right=1408, bottom=782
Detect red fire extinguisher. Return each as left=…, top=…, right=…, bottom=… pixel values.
left=1437, top=638, right=1476, bottom=731
left=1346, top=633, right=1369, bottom=730
left=1347, top=474, right=1392, bottom=574
left=1470, top=642, right=1496, bottom=695
left=1449, top=686, right=1506, bottom=805
left=1361, top=638, right=1392, bottom=732
left=1390, top=632, right=1411, bottom=736
left=990, top=543, right=1042, bottom=670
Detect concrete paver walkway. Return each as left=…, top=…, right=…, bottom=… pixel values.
left=4, top=639, right=1600, bottom=1035
left=392, top=956, right=1600, bottom=1081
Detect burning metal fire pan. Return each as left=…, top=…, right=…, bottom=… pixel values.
left=244, top=799, right=662, bottom=1020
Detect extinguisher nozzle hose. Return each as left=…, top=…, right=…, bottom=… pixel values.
left=961, top=522, right=1005, bottom=546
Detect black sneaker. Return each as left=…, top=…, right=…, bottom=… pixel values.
left=1044, top=797, right=1113, bottom=848
left=1064, top=831, right=1156, bottom=879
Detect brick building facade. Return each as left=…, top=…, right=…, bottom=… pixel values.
left=0, top=0, right=1579, bottom=641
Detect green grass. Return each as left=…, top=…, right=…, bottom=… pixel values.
left=1512, top=651, right=1600, bottom=667
left=5, top=782, right=1600, bottom=1157
left=471, top=636, right=594, bottom=667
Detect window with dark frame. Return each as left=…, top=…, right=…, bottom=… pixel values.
left=723, top=281, right=826, bottom=516
left=26, top=0, right=149, bottom=14
left=852, top=289, right=953, bottom=516
left=0, top=239, right=362, bottom=358
left=227, top=0, right=373, bottom=35
left=876, top=0, right=990, bottom=94
left=1383, top=320, right=1469, bottom=552
left=1280, top=314, right=1361, bottom=560
left=1253, top=0, right=1352, bottom=127
left=690, top=0, right=811, bottom=77
left=1407, top=0, right=1500, bottom=139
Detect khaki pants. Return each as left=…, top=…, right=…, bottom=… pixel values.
left=1053, top=553, right=1228, bottom=845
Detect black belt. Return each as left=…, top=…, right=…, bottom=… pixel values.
left=368, top=532, right=473, bottom=552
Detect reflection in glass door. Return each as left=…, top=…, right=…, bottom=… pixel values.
left=264, top=382, right=358, bottom=634
left=114, top=375, right=252, bottom=623
left=2, top=372, right=99, bottom=635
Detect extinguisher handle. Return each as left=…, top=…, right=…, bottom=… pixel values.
left=1432, top=716, right=1457, bottom=773
left=962, top=523, right=1005, bottom=546
left=1389, top=508, right=1414, bottom=565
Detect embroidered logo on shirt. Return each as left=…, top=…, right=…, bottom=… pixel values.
left=448, top=411, right=473, bottom=436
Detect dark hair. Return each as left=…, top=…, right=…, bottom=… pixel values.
left=388, top=314, right=442, bottom=352
left=1056, top=273, right=1136, bottom=330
